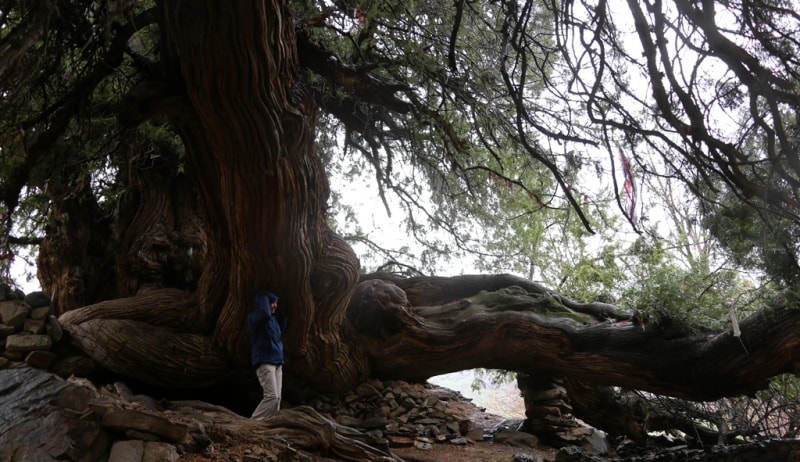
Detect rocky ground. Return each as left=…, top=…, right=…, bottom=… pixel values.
left=0, top=363, right=561, bottom=461
left=180, top=381, right=559, bottom=462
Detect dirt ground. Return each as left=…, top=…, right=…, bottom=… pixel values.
left=389, top=381, right=558, bottom=462
left=394, top=443, right=555, bottom=462
left=391, top=438, right=557, bottom=462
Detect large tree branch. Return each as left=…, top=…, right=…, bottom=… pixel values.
left=296, top=30, right=412, bottom=114
left=348, top=276, right=800, bottom=402
left=360, top=272, right=627, bottom=320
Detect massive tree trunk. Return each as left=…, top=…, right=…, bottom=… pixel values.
left=158, top=0, right=367, bottom=391
left=53, top=0, right=368, bottom=392
left=39, top=0, right=367, bottom=393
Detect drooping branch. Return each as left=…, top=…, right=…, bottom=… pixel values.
left=564, top=379, right=722, bottom=443
left=297, top=30, right=412, bottom=114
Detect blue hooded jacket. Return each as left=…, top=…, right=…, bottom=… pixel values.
left=248, top=292, right=286, bottom=366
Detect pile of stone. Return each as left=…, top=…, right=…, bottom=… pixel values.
left=307, top=378, right=535, bottom=450
left=0, top=284, right=61, bottom=369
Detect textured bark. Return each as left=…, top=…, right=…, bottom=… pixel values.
left=59, top=289, right=238, bottom=388
left=135, top=0, right=365, bottom=391
left=62, top=270, right=800, bottom=404
left=113, top=152, right=205, bottom=297
left=36, top=130, right=203, bottom=315
left=260, top=406, right=398, bottom=461
left=36, top=176, right=116, bottom=315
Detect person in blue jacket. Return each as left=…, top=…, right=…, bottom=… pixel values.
left=248, top=291, right=287, bottom=419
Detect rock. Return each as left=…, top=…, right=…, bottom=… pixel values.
left=51, top=354, right=96, bottom=378
left=4, top=287, right=24, bottom=301
left=126, top=429, right=162, bottom=441
left=96, top=406, right=189, bottom=442
left=25, top=350, right=57, bottom=369
left=388, top=404, right=408, bottom=418
left=512, top=454, right=540, bottom=462
left=446, top=421, right=460, bottom=434
left=416, top=417, right=441, bottom=425
left=5, top=333, right=52, bottom=352
left=0, top=300, right=28, bottom=329
left=3, top=350, right=23, bottom=360
left=143, top=442, right=180, bottom=462
left=109, top=440, right=145, bottom=462
left=29, top=304, right=52, bottom=320
left=0, top=366, right=106, bottom=461
left=23, top=317, right=45, bottom=334
left=360, top=416, right=389, bottom=429
left=459, top=419, right=474, bottom=433
left=47, top=315, right=63, bottom=341
left=0, top=323, right=15, bottom=337
left=555, top=446, right=606, bottom=462
left=184, top=422, right=212, bottom=454
left=579, top=426, right=609, bottom=455
left=56, top=380, right=100, bottom=413
left=413, top=438, right=434, bottom=450
left=355, top=381, right=383, bottom=398
left=495, top=429, right=539, bottom=448
left=24, top=291, right=51, bottom=309
left=364, top=429, right=389, bottom=449
left=387, top=435, right=414, bottom=447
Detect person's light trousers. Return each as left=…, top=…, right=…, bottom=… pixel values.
left=251, top=363, right=282, bottom=419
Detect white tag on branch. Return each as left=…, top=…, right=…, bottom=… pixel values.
left=729, top=303, right=741, bottom=338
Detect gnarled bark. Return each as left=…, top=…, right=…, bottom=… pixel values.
left=155, top=0, right=366, bottom=391
left=59, top=289, right=237, bottom=388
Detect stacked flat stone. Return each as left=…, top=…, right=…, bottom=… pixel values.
left=309, top=378, right=529, bottom=449
left=0, top=284, right=62, bottom=371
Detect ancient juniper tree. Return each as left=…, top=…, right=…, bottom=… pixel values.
left=2, top=0, right=800, bottom=445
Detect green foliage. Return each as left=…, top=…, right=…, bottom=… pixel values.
left=471, top=368, right=517, bottom=393
left=703, top=195, right=800, bottom=288
left=299, top=0, right=565, bottom=275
